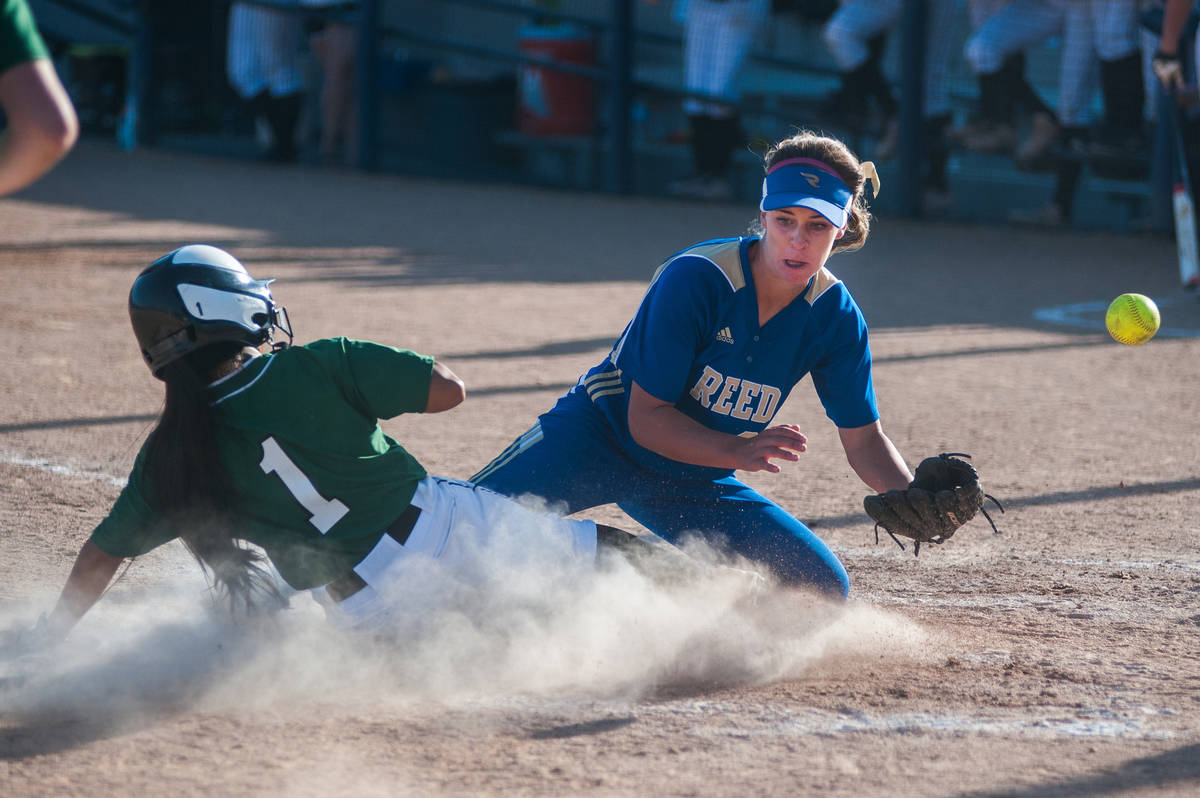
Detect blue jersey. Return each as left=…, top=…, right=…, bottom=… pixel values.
left=573, top=236, right=878, bottom=481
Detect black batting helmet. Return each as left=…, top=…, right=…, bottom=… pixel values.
left=128, top=244, right=292, bottom=378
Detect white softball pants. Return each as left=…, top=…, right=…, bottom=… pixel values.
left=226, top=3, right=306, bottom=100
left=311, top=476, right=598, bottom=630
left=681, top=0, right=769, bottom=117
left=965, top=0, right=1141, bottom=126
left=968, top=0, right=1010, bottom=32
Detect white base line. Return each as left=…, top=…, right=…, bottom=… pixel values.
left=697, top=709, right=1177, bottom=741
left=0, top=451, right=127, bottom=488
left=1034, top=295, right=1200, bottom=338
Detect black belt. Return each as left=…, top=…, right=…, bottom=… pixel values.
left=323, top=504, right=422, bottom=603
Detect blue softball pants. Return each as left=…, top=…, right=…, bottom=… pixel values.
left=471, top=394, right=850, bottom=598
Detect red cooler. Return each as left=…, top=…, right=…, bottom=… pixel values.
left=517, top=25, right=596, bottom=136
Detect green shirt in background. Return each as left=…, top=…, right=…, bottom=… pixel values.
left=1, top=0, right=49, bottom=74
left=91, top=338, right=435, bottom=589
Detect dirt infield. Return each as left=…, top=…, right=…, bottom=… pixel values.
left=2, top=141, right=1199, bottom=797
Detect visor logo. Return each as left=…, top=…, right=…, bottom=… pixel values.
left=802, top=172, right=820, bottom=188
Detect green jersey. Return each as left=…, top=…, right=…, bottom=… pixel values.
left=91, top=338, right=434, bottom=589
left=1, top=0, right=48, bottom=74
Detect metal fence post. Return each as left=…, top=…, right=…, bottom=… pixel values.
left=120, top=0, right=155, bottom=149
left=898, top=0, right=926, bottom=218
left=357, top=0, right=380, bottom=172
left=606, top=0, right=634, bottom=194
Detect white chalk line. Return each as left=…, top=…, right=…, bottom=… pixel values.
left=0, top=451, right=127, bottom=487
left=1034, top=294, right=1200, bottom=338
left=696, top=707, right=1180, bottom=741
left=0, top=450, right=1190, bottom=745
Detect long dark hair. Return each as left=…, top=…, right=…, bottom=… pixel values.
left=143, top=342, right=281, bottom=611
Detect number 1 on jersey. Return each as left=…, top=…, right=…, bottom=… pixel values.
left=259, top=437, right=349, bottom=534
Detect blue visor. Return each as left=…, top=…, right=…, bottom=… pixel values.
left=760, top=158, right=854, bottom=228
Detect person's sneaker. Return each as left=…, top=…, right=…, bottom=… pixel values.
left=960, top=121, right=1018, bottom=154
left=1015, top=112, right=1060, bottom=171
left=668, top=174, right=733, bottom=202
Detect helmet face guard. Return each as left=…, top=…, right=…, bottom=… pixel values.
left=129, top=245, right=293, bottom=378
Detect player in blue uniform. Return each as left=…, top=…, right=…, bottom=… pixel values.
left=473, top=131, right=917, bottom=598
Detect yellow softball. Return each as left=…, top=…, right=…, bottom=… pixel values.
left=1105, top=293, right=1161, bottom=346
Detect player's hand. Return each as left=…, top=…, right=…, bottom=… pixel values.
left=1154, top=49, right=1185, bottom=90
left=732, top=424, right=807, bottom=473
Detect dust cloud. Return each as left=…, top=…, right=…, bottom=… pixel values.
left=0, top=503, right=931, bottom=721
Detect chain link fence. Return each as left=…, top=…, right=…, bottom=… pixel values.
left=26, top=0, right=1193, bottom=234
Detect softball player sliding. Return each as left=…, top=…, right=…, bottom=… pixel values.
left=13, top=246, right=642, bottom=648
left=474, top=131, right=918, bottom=598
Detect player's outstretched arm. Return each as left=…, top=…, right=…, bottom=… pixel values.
left=425, top=360, right=466, bottom=413
left=0, top=58, right=79, bottom=196
left=42, top=539, right=124, bottom=644
left=628, top=381, right=807, bottom=472
left=838, top=420, right=912, bottom=493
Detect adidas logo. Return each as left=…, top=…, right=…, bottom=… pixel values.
left=716, top=327, right=734, bottom=344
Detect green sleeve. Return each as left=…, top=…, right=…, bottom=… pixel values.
left=89, top=448, right=178, bottom=558
left=318, top=338, right=435, bottom=420
left=1, top=0, right=50, bottom=75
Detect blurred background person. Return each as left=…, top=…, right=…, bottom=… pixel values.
left=1152, top=0, right=1198, bottom=93
left=664, top=0, right=770, bottom=201
left=1006, top=1, right=1147, bottom=226
left=967, top=1, right=1144, bottom=164
left=0, top=0, right=78, bottom=195
left=821, top=0, right=958, bottom=208
left=1149, top=0, right=1199, bottom=211
left=1080, top=0, right=1146, bottom=161
left=303, top=0, right=358, bottom=167
left=226, top=0, right=305, bottom=163
left=952, top=0, right=1061, bottom=171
